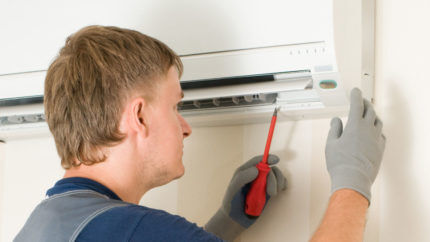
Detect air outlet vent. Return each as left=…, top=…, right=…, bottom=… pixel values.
left=0, top=113, right=45, bottom=126
left=179, top=93, right=277, bottom=112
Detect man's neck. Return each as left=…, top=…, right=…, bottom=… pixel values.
left=63, top=162, right=146, bottom=204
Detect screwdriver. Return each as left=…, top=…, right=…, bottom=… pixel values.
left=245, top=107, right=280, bottom=216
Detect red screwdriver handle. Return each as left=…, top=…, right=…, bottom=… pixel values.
left=245, top=162, right=271, bottom=216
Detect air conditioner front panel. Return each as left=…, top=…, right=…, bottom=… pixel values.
left=180, top=42, right=336, bottom=82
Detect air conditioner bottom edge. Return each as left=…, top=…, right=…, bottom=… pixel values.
left=181, top=103, right=349, bottom=127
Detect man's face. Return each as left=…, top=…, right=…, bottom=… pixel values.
left=143, top=66, right=192, bottom=187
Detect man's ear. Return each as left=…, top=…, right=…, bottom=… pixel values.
left=126, top=97, right=149, bottom=136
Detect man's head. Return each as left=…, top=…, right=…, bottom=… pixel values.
left=44, top=25, right=189, bottom=175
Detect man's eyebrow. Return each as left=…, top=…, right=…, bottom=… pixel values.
left=180, top=91, right=184, bottom=99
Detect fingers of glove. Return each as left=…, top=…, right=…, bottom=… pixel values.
left=349, top=88, right=365, bottom=120
left=364, top=99, right=377, bottom=124
left=375, top=117, right=383, bottom=135
left=230, top=167, right=259, bottom=191
left=272, top=166, right=287, bottom=191
left=237, top=154, right=279, bottom=173
left=327, top=117, right=343, bottom=140
left=266, top=170, right=277, bottom=196
left=267, top=155, right=280, bottom=166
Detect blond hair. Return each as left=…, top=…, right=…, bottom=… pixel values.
left=44, top=25, right=183, bottom=169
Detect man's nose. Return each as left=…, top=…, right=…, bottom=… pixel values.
left=180, top=115, right=192, bottom=138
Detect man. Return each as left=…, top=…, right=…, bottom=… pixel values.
left=14, top=26, right=385, bottom=242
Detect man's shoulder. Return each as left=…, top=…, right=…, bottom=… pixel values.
left=78, top=204, right=222, bottom=241
left=101, top=203, right=172, bottom=218
left=76, top=204, right=170, bottom=239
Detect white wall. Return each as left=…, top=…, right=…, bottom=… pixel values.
left=179, top=121, right=317, bottom=242
left=375, top=0, right=430, bottom=241
left=0, top=142, right=5, bottom=238
left=1, top=121, right=380, bottom=242
left=175, top=118, right=380, bottom=242
left=0, top=135, right=64, bottom=242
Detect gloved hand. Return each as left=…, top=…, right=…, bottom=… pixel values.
left=326, top=88, right=386, bottom=203
left=204, top=154, right=287, bottom=241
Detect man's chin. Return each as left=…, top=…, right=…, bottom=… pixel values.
left=163, top=164, right=185, bottom=184
left=150, top=163, right=185, bottom=188
left=173, top=164, right=185, bottom=180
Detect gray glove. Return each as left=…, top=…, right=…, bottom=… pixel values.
left=205, top=155, right=287, bottom=241
left=326, top=88, right=386, bottom=203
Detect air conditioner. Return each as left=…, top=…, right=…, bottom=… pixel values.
left=177, top=42, right=348, bottom=126
left=0, top=71, right=48, bottom=140
left=0, top=0, right=375, bottom=139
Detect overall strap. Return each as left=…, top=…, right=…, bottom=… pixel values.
left=14, top=189, right=129, bottom=242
